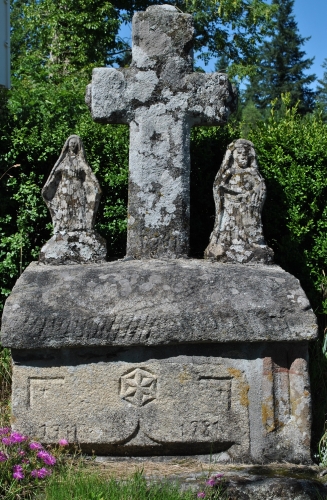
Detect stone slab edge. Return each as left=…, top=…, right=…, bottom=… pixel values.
left=1, top=259, right=317, bottom=349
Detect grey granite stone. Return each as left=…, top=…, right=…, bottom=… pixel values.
left=1, top=260, right=317, bottom=349
left=205, top=139, right=274, bottom=264
left=39, top=135, right=106, bottom=264
left=86, top=5, right=237, bottom=259
left=10, top=342, right=312, bottom=463
left=0, top=5, right=318, bottom=468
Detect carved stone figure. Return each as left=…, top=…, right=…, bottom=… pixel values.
left=39, top=135, right=106, bottom=264
left=205, top=139, right=273, bottom=263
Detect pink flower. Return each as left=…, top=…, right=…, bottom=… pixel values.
left=37, top=451, right=56, bottom=466
left=12, top=464, right=24, bottom=480
left=31, top=467, right=51, bottom=479
left=10, top=432, right=27, bottom=443
left=29, top=441, right=43, bottom=450
left=18, top=450, right=25, bottom=456
left=214, top=473, right=224, bottom=479
left=197, top=493, right=206, bottom=498
left=58, top=438, right=69, bottom=446
left=0, top=427, right=10, bottom=435
left=0, top=451, right=7, bottom=462
left=205, top=478, right=217, bottom=487
left=2, top=437, right=13, bottom=446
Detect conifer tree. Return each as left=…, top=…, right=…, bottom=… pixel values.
left=316, top=58, right=327, bottom=118
left=243, top=0, right=315, bottom=115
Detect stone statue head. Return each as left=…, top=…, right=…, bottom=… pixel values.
left=55, top=134, right=86, bottom=167
left=227, top=139, right=257, bottom=171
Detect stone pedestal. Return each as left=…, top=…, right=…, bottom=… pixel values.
left=1, top=259, right=317, bottom=463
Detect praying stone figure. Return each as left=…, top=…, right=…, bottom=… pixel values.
left=39, top=135, right=106, bottom=264
left=205, top=139, right=273, bottom=264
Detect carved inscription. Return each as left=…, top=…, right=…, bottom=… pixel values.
left=120, top=368, right=157, bottom=407
left=198, top=376, right=232, bottom=411
left=29, top=378, right=65, bottom=408
left=37, top=423, right=76, bottom=441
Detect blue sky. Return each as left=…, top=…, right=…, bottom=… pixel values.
left=119, top=0, right=327, bottom=87
left=294, top=0, right=327, bottom=84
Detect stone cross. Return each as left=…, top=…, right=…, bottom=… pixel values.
left=86, top=5, right=237, bottom=259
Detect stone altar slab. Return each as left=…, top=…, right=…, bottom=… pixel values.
left=1, top=260, right=316, bottom=463
left=1, top=260, right=316, bottom=349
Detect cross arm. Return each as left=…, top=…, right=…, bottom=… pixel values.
left=85, top=67, right=159, bottom=124
left=185, top=73, right=237, bottom=126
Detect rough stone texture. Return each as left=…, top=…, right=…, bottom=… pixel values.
left=39, top=135, right=106, bottom=264
left=75, top=460, right=327, bottom=499
left=86, top=5, right=237, bottom=259
left=11, top=341, right=311, bottom=462
left=0, top=6, right=317, bottom=468
left=1, top=260, right=317, bottom=349
left=224, top=476, right=327, bottom=499
left=205, top=139, right=273, bottom=264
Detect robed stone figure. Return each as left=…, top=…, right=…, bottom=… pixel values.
left=205, top=139, right=273, bottom=264
left=39, top=135, right=106, bottom=264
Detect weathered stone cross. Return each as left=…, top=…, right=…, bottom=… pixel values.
left=86, top=4, right=236, bottom=259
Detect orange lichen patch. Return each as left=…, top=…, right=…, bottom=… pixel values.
left=240, top=383, right=250, bottom=407
left=228, top=367, right=242, bottom=379
left=262, top=397, right=275, bottom=433
left=227, top=368, right=249, bottom=406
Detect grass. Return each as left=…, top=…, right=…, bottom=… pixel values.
left=42, top=467, right=195, bottom=500
left=0, top=344, right=11, bottom=428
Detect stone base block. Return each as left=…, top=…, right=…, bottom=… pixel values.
left=39, top=230, right=106, bottom=264
left=12, top=342, right=311, bottom=463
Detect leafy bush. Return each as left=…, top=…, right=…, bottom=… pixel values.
left=249, top=97, right=327, bottom=314
left=0, top=79, right=129, bottom=312
left=248, top=96, right=327, bottom=446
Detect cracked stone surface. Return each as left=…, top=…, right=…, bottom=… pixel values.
left=86, top=5, right=237, bottom=259
left=205, top=139, right=274, bottom=264
left=39, top=134, right=106, bottom=264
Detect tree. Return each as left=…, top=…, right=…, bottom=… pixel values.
left=243, top=0, right=315, bottom=115
left=316, top=58, right=327, bottom=118
left=10, top=0, right=121, bottom=79
left=0, top=0, right=248, bottom=312
left=0, top=0, right=127, bottom=311
left=114, top=0, right=276, bottom=77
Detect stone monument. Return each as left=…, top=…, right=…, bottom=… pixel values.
left=1, top=5, right=317, bottom=466
left=85, top=4, right=237, bottom=259
left=205, top=139, right=274, bottom=264
left=39, top=134, right=106, bottom=264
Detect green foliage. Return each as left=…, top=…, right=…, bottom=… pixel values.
left=247, top=96, right=327, bottom=448
left=243, top=0, right=315, bottom=114
left=0, top=0, right=131, bottom=312
left=11, top=0, right=120, bottom=78
left=248, top=96, right=327, bottom=311
left=116, top=0, right=276, bottom=77
left=0, top=78, right=129, bottom=310
left=44, top=468, right=194, bottom=500
left=317, top=58, right=327, bottom=120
